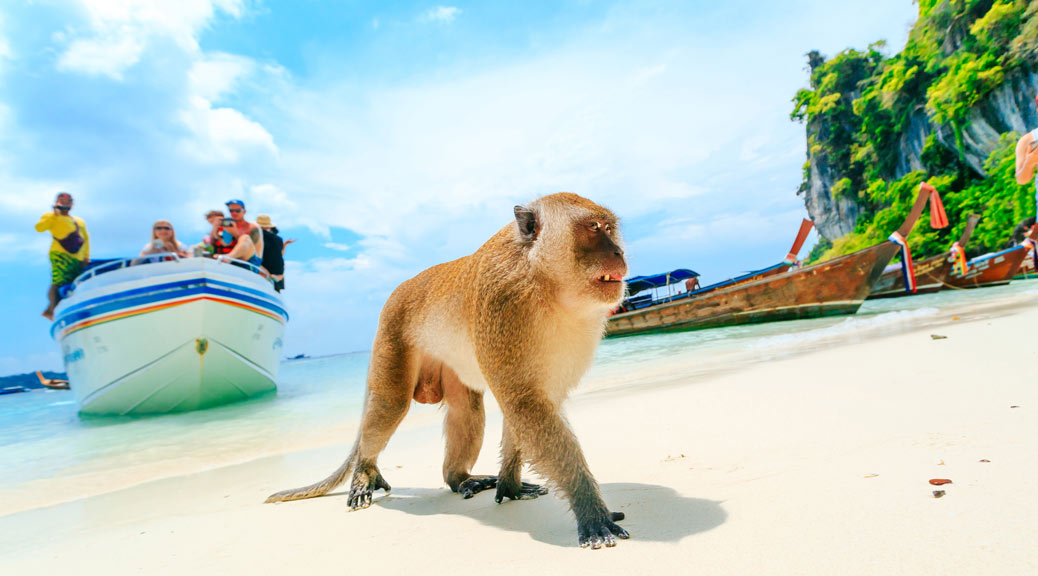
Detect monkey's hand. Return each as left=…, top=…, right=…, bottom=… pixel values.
left=347, top=464, right=391, bottom=511
left=494, top=479, right=548, bottom=503
left=578, top=511, right=629, bottom=549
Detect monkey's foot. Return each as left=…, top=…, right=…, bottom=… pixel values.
left=455, top=475, right=497, bottom=499
left=578, top=512, right=629, bottom=549
left=347, top=464, right=391, bottom=511
left=495, top=479, right=548, bottom=503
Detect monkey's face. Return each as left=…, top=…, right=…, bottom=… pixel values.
left=572, top=215, right=627, bottom=305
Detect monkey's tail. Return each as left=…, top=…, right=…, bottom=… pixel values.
left=264, top=443, right=358, bottom=503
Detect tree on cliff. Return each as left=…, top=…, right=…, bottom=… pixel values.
left=793, top=0, right=1038, bottom=261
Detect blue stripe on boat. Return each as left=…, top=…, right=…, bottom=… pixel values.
left=58, top=277, right=281, bottom=317
left=969, top=245, right=1023, bottom=264
left=52, top=284, right=288, bottom=339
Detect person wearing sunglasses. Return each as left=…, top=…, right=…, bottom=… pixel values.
left=224, top=199, right=264, bottom=259
left=215, top=218, right=264, bottom=269
left=140, top=220, right=190, bottom=258
left=35, top=192, right=90, bottom=320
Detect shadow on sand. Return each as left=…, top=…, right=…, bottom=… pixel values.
left=365, top=482, right=726, bottom=547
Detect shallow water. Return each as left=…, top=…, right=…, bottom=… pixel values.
left=3, top=279, right=1036, bottom=512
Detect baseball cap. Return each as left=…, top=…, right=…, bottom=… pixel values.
left=225, top=199, right=246, bottom=208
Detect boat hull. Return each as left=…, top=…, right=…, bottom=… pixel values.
left=943, top=246, right=1027, bottom=290
left=867, top=254, right=952, bottom=299
left=1015, top=250, right=1038, bottom=280
left=607, top=242, right=899, bottom=337
left=52, top=259, right=287, bottom=416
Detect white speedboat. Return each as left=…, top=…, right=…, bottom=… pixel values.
left=51, top=256, right=288, bottom=415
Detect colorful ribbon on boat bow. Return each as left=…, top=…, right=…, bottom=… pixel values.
left=949, top=241, right=968, bottom=277
left=888, top=231, right=916, bottom=293
left=926, top=185, right=949, bottom=229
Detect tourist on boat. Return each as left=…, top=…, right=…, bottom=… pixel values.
left=216, top=220, right=263, bottom=268
left=1015, top=94, right=1038, bottom=218
left=35, top=192, right=89, bottom=321
left=196, top=210, right=231, bottom=256
left=140, top=220, right=190, bottom=258
left=225, top=199, right=264, bottom=258
left=256, top=214, right=289, bottom=291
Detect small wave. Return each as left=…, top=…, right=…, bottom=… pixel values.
left=46, top=401, right=76, bottom=407
left=750, top=307, right=940, bottom=351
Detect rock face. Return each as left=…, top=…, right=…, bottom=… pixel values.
left=801, top=68, right=1038, bottom=240
left=798, top=147, right=862, bottom=240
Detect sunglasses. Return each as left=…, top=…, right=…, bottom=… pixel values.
left=228, top=208, right=243, bottom=213
left=54, top=205, right=71, bottom=210
left=154, top=226, right=172, bottom=231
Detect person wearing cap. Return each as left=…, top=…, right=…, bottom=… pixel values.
left=35, top=192, right=90, bottom=320
left=256, top=214, right=292, bottom=292
left=224, top=199, right=264, bottom=258
left=1015, top=94, right=1038, bottom=218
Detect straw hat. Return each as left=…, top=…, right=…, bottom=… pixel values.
left=255, top=214, right=275, bottom=229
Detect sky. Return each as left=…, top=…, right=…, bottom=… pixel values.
left=0, top=0, right=919, bottom=374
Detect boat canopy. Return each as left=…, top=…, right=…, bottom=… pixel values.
left=624, top=268, right=699, bottom=296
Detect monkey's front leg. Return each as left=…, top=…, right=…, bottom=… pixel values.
left=494, top=421, right=548, bottom=503
left=348, top=459, right=392, bottom=510
left=502, top=395, right=629, bottom=549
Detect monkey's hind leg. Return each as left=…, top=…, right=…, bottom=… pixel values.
left=440, top=368, right=493, bottom=498
left=494, top=420, right=548, bottom=503
left=346, top=344, right=418, bottom=510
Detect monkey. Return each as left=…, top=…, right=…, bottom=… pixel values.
left=266, top=192, right=630, bottom=549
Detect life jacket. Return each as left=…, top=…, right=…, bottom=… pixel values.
left=211, top=227, right=235, bottom=255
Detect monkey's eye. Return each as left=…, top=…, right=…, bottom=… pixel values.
left=589, top=222, right=601, bottom=232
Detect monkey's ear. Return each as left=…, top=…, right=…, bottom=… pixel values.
left=514, top=205, right=538, bottom=242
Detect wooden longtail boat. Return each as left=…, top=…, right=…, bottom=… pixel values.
left=868, top=214, right=979, bottom=299
left=1016, top=253, right=1038, bottom=279
left=1014, top=227, right=1038, bottom=280
left=944, top=244, right=1029, bottom=289
left=606, top=183, right=941, bottom=337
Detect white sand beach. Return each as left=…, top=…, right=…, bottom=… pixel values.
left=3, top=297, right=1038, bottom=575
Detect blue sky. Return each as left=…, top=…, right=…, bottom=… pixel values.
left=0, top=0, right=918, bottom=374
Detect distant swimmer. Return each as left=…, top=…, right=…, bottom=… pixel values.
left=1014, top=94, right=1038, bottom=218
left=35, top=192, right=89, bottom=321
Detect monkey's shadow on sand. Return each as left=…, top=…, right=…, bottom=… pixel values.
left=373, top=482, right=726, bottom=547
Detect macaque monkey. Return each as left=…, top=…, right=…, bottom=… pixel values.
left=267, top=193, right=630, bottom=549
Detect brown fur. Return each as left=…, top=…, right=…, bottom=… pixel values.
left=266, top=193, right=630, bottom=549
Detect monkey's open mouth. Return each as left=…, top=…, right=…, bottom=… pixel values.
left=596, top=274, right=623, bottom=283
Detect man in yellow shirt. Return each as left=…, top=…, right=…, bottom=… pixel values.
left=35, top=192, right=90, bottom=320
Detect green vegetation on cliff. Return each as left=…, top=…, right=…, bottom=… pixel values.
left=792, top=0, right=1038, bottom=260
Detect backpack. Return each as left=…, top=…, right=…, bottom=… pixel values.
left=56, top=218, right=85, bottom=255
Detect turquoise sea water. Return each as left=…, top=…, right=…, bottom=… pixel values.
left=2, top=280, right=1036, bottom=513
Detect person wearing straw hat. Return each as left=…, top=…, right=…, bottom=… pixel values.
left=256, top=214, right=292, bottom=292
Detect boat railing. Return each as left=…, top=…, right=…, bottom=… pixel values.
left=73, top=252, right=184, bottom=287
left=212, top=255, right=268, bottom=276
left=70, top=253, right=268, bottom=293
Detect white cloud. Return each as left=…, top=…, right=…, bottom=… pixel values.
left=178, top=96, right=278, bottom=164
left=56, top=0, right=245, bottom=79
left=420, top=6, right=461, bottom=24
left=323, top=242, right=351, bottom=252
left=189, top=52, right=254, bottom=101
left=57, top=33, right=143, bottom=80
